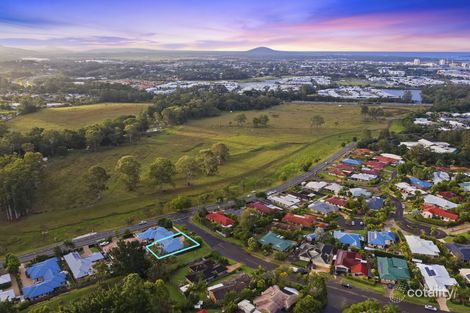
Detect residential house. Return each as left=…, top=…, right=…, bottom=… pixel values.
left=258, top=232, right=296, bottom=252
left=459, top=269, right=470, bottom=285
left=342, top=158, right=362, bottom=166
left=238, top=299, right=262, bottom=313
left=373, top=155, right=397, bottom=165
left=377, top=257, right=410, bottom=283
left=207, top=212, right=235, bottom=227
left=404, top=235, right=440, bottom=257
left=409, top=177, right=432, bottom=190
left=253, top=285, right=299, bottom=313
left=137, top=227, right=183, bottom=253
left=325, top=196, right=348, bottom=209
left=446, top=243, right=470, bottom=263
left=329, top=168, right=349, bottom=178
left=334, top=249, right=368, bottom=276
left=333, top=231, right=363, bottom=248
left=298, top=243, right=334, bottom=270
left=349, top=188, right=372, bottom=198
left=185, top=258, right=228, bottom=283
left=367, top=231, right=396, bottom=249
left=423, top=194, right=458, bottom=209
left=282, top=213, right=316, bottom=228
left=400, top=139, right=457, bottom=154
left=63, top=251, right=105, bottom=280
left=436, top=191, right=462, bottom=202
left=351, top=148, right=374, bottom=158
left=350, top=173, right=377, bottom=181
left=248, top=201, right=275, bottom=214
left=395, top=182, right=427, bottom=199
left=364, top=161, right=386, bottom=170
left=333, top=163, right=356, bottom=174
left=433, top=171, right=450, bottom=184
left=459, top=182, right=470, bottom=192
left=308, top=201, right=339, bottom=215
left=304, top=181, right=328, bottom=192
left=208, top=273, right=251, bottom=304
left=267, top=193, right=301, bottom=209
left=0, top=274, right=11, bottom=289
left=324, top=183, right=343, bottom=195
left=421, top=204, right=458, bottom=222
left=416, top=263, right=457, bottom=295
left=367, top=197, right=385, bottom=210
left=22, top=257, right=67, bottom=300
left=0, top=289, right=15, bottom=302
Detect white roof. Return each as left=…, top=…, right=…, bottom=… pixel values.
left=64, top=251, right=104, bottom=279
left=380, top=153, right=402, bottom=160
left=349, top=188, right=372, bottom=198
left=459, top=268, right=470, bottom=284
left=351, top=173, right=377, bottom=181
left=304, top=181, right=328, bottom=192
left=405, top=235, right=440, bottom=256
left=268, top=194, right=301, bottom=208
left=424, top=194, right=457, bottom=209
left=324, top=183, right=343, bottom=194
left=0, top=274, right=11, bottom=285
left=0, top=289, right=15, bottom=302
left=400, top=140, right=457, bottom=154
left=433, top=171, right=450, bottom=184
left=395, top=182, right=427, bottom=196
left=417, top=263, right=457, bottom=293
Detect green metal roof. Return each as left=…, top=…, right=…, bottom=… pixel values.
left=377, top=256, right=410, bottom=281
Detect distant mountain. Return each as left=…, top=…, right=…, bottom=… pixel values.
left=245, top=47, right=280, bottom=55
left=0, top=45, right=39, bottom=61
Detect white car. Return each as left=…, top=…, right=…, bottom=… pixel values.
left=138, top=220, right=147, bottom=225
left=99, top=241, right=110, bottom=247
left=424, top=305, right=438, bottom=311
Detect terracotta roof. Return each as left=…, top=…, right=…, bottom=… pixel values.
left=373, top=155, right=395, bottom=164
left=329, top=168, right=348, bottom=177
left=249, top=201, right=274, bottom=214
left=282, top=213, right=316, bottom=227
left=421, top=204, right=458, bottom=221
left=364, top=161, right=386, bottom=169
left=326, top=196, right=348, bottom=207
left=207, top=212, right=235, bottom=226
left=351, top=263, right=369, bottom=276
left=334, top=163, right=356, bottom=172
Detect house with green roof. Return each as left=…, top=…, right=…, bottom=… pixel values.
left=377, top=256, right=410, bottom=283
left=258, top=231, right=296, bottom=252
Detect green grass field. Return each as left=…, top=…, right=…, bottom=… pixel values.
left=7, top=102, right=150, bottom=131
left=0, top=102, right=417, bottom=255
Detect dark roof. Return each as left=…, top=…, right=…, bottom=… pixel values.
left=186, top=258, right=228, bottom=283
left=320, top=244, right=334, bottom=263
left=209, top=273, right=251, bottom=302
left=446, top=243, right=470, bottom=262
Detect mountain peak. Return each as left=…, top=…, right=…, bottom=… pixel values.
left=245, top=46, right=278, bottom=54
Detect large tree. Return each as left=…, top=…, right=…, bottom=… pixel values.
left=198, top=149, right=218, bottom=176
left=111, top=240, right=150, bottom=278
left=175, top=155, right=200, bottom=185
left=4, top=253, right=20, bottom=274
left=234, top=113, right=247, bottom=126
left=84, top=165, right=110, bottom=199
left=115, top=155, right=141, bottom=191
left=211, top=143, right=230, bottom=165
left=310, top=115, right=325, bottom=128
left=148, top=157, right=176, bottom=190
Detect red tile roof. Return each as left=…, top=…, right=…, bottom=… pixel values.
left=207, top=212, right=235, bottom=226
left=248, top=201, right=274, bottom=214
left=282, top=213, right=317, bottom=227
left=362, top=168, right=381, bottom=176
left=353, top=148, right=373, bottom=155
left=364, top=161, right=386, bottom=170
left=421, top=204, right=458, bottom=221
left=326, top=196, right=348, bottom=208
left=436, top=191, right=462, bottom=202
left=334, top=163, right=356, bottom=172
left=335, top=249, right=365, bottom=270
left=373, top=156, right=395, bottom=164
left=329, top=168, right=348, bottom=177
left=351, top=263, right=369, bottom=276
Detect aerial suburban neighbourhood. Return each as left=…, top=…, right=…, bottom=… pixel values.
left=0, top=1, right=470, bottom=313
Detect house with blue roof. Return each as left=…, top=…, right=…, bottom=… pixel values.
left=367, top=197, right=385, bottom=210
left=333, top=231, right=363, bottom=248
left=22, top=257, right=67, bottom=300
left=409, top=177, right=432, bottom=189
left=138, top=227, right=184, bottom=254
left=342, top=158, right=362, bottom=166
left=367, top=231, right=396, bottom=249
left=259, top=231, right=296, bottom=252
left=64, top=251, right=105, bottom=280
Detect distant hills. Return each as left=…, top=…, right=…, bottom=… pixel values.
left=0, top=45, right=469, bottom=61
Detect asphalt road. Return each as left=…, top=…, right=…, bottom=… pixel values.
left=390, top=196, right=447, bottom=239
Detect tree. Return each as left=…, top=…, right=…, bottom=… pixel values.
left=168, top=195, right=192, bottom=211
left=198, top=149, right=218, bottom=176
left=239, top=208, right=257, bottom=232
left=124, top=123, right=139, bottom=143
left=85, top=125, right=104, bottom=151
left=343, top=300, right=401, bottom=313
left=253, top=114, right=269, bottom=128
left=111, top=240, right=150, bottom=278
left=234, top=113, right=247, bottom=126
left=148, top=157, right=176, bottom=190
left=175, top=155, right=200, bottom=185
left=310, top=115, right=325, bottom=129
left=115, top=155, right=141, bottom=191
left=211, top=143, right=230, bottom=165
left=294, top=295, right=323, bottom=313
left=247, top=237, right=258, bottom=251
left=4, top=254, right=20, bottom=274
left=84, top=165, right=110, bottom=199
left=402, top=90, right=413, bottom=103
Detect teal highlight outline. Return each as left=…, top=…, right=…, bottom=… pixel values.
left=145, top=231, right=200, bottom=260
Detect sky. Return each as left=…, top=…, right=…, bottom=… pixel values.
left=1, top=0, right=470, bottom=52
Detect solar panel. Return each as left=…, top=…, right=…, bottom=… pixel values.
left=425, top=267, right=436, bottom=277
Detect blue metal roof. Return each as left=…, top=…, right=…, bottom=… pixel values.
left=409, top=177, right=432, bottom=189
left=342, top=158, right=362, bottom=166
left=367, top=231, right=396, bottom=246
left=333, top=231, right=363, bottom=248
left=23, top=257, right=66, bottom=299
left=138, top=226, right=174, bottom=241
left=367, top=197, right=384, bottom=210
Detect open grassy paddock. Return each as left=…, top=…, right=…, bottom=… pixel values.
left=0, top=102, right=419, bottom=255
left=6, top=102, right=150, bottom=131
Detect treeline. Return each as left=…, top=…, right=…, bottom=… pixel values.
left=0, top=152, right=43, bottom=220
left=422, top=84, right=470, bottom=112
left=147, top=88, right=286, bottom=126
left=0, top=113, right=151, bottom=157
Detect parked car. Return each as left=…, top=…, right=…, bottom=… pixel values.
left=139, top=220, right=147, bottom=225
left=424, top=305, right=438, bottom=311
left=341, top=283, right=352, bottom=289
left=99, top=241, right=110, bottom=247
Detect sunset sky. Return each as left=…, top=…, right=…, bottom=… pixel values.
left=1, top=0, right=470, bottom=51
